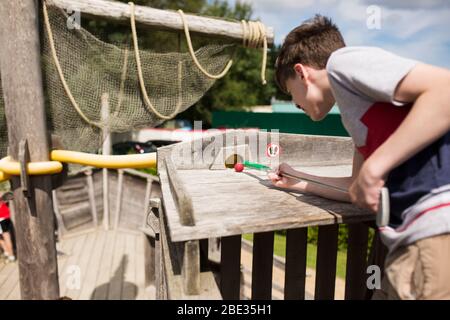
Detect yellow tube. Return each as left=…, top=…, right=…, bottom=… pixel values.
left=0, top=170, right=11, bottom=183
left=0, top=156, right=63, bottom=176
left=50, top=150, right=156, bottom=169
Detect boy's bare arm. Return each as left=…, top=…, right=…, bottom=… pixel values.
left=268, top=149, right=364, bottom=202
left=350, top=63, right=450, bottom=211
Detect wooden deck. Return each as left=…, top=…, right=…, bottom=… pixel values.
left=0, top=229, right=154, bottom=300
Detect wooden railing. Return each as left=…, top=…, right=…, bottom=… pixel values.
left=150, top=130, right=389, bottom=300
left=144, top=200, right=388, bottom=300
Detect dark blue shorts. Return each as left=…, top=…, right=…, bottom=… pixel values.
left=0, top=218, right=11, bottom=234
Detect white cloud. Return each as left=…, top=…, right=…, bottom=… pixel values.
left=240, top=0, right=450, bottom=67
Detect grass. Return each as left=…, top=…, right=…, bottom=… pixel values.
left=243, top=232, right=348, bottom=280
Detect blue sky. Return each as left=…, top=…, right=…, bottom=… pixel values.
left=226, top=0, right=450, bottom=68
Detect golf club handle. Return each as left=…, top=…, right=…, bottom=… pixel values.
left=279, top=171, right=390, bottom=227
left=376, top=187, right=390, bottom=228
left=279, top=171, right=348, bottom=193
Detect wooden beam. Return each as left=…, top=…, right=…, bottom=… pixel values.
left=164, top=157, right=195, bottom=226
left=0, top=0, right=60, bottom=299
left=46, top=0, right=275, bottom=45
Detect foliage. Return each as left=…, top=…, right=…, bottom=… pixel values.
left=81, top=0, right=289, bottom=128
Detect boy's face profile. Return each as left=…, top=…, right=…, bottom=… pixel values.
left=285, top=63, right=335, bottom=121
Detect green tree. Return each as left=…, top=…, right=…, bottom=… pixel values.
left=83, top=0, right=288, bottom=127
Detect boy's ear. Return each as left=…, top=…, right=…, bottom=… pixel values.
left=293, top=63, right=307, bottom=82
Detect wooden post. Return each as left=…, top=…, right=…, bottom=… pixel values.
left=0, top=0, right=60, bottom=299
left=101, top=93, right=110, bottom=230
left=113, top=169, right=124, bottom=229
left=85, top=169, right=98, bottom=228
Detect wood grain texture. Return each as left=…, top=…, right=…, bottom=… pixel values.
left=0, top=0, right=60, bottom=299
left=47, top=0, right=274, bottom=44
left=159, top=166, right=373, bottom=242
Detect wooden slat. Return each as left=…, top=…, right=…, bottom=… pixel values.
left=78, top=230, right=108, bottom=299
left=0, top=263, right=19, bottom=300
left=122, top=233, right=137, bottom=299
left=220, top=235, right=242, bottom=300
left=345, top=223, right=369, bottom=300
left=113, top=170, right=124, bottom=230
left=164, top=158, right=195, bottom=226
left=284, top=228, right=308, bottom=300
left=60, top=233, right=89, bottom=297
left=135, top=234, right=149, bottom=300
left=251, top=231, right=274, bottom=300
left=86, top=170, right=98, bottom=228
left=107, top=231, right=127, bottom=300
left=91, top=230, right=117, bottom=300
left=182, top=240, right=201, bottom=295
left=65, top=232, right=98, bottom=299
left=314, top=224, right=339, bottom=300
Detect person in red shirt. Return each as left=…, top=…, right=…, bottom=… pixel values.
left=0, top=193, right=15, bottom=262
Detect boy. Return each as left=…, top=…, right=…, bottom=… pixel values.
left=270, top=15, right=450, bottom=299
left=0, top=193, right=15, bottom=263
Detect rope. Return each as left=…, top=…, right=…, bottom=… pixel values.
left=176, top=10, right=268, bottom=84
left=129, top=2, right=183, bottom=120
left=177, top=9, right=233, bottom=79
left=241, top=20, right=268, bottom=85
left=42, top=1, right=103, bottom=129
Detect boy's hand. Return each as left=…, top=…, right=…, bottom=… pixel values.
left=349, top=162, right=386, bottom=213
left=268, top=162, right=299, bottom=189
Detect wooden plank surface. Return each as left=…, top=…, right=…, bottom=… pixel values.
left=160, top=166, right=373, bottom=242
left=1, top=229, right=149, bottom=300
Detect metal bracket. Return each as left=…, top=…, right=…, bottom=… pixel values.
left=18, top=139, right=31, bottom=198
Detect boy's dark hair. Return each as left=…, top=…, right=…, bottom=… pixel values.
left=275, top=15, right=346, bottom=93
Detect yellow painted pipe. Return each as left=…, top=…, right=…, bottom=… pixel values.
left=0, top=156, right=63, bottom=176
left=0, top=170, right=11, bottom=183
left=0, top=150, right=156, bottom=181
left=50, top=150, right=156, bottom=169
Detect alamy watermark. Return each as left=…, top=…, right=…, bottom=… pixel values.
left=366, top=5, right=382, bottom=30
left=66, top=8, right=81, bottom=30
left=366, top=264, right=381, bottom=290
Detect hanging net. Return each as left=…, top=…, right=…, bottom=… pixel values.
left=0, top=3, right=236, bottom=157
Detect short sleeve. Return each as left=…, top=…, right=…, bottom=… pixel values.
left=326, top=47, right=418, bottom=106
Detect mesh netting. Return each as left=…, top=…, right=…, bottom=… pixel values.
left=0, top=4, right=235, bottom=157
